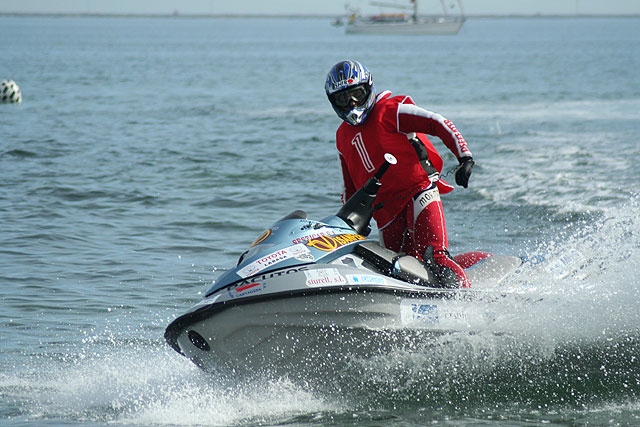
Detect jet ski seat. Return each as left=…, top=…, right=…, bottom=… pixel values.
left=354, top=241, right=439, bottom=287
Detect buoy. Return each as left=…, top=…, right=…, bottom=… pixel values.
left=1, top=80, right=22, bottom=104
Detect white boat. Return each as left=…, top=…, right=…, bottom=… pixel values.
left=346, top=0, right=465, bottom=35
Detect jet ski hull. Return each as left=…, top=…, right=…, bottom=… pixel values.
left=166, top=264, right=518, bottom=375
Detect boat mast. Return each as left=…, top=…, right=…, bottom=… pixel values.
left=457, top=0, right=465, bottom=18
left=439, top=0, right=466, bottom=21
left=439, top=0, right=448, bottom=16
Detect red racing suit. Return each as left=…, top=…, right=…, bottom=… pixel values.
left=336, top=91, right=473, bottom=287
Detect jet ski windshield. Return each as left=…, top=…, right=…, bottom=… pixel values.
left=235, top=210, right=309, bottom=267
left=279, top=210, right=307, bottom=221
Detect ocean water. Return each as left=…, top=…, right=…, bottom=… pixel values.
left=1, top=14, right=640, bottom=426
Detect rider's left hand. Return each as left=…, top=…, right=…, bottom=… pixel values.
left=455, top=157, right=474, bottom=188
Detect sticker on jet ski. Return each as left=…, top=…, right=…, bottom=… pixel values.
left=305, top=233, right=366, bottom=252
left=346, top=274, right=387, bottom=285
left=237, top=244, right=313, bottom=278
left=227, top=281, right=267, bottom=299
left=544, top=248, right=586, bottom=279
left=400, top=300, right=439, bottom=325
left=400, top=299, right=471, bottom=326
left=304, top=268, right=347, bottom=287
left=291, top=227, right=340, bottom=245
left=249, top=229, right=272, bottom=247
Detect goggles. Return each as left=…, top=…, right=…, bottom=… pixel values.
left=332, top=85, right=370, bottom=108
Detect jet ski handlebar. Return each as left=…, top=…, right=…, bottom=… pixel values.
left=336, top=153, right=397, bottom=236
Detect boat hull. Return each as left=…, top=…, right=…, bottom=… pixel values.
left=346, top=18, right=464, bottom=35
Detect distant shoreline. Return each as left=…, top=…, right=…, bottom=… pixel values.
left=1, top=12, right=639, bottom=19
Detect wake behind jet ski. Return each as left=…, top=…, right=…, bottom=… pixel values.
left=165, top=155, right=522, bottom=375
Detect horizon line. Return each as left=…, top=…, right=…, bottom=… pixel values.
left=1, top=11, right=640, bottom=19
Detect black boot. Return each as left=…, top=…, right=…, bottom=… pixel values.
left=423, top=246, right=461, bottom=289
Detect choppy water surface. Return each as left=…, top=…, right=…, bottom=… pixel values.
left=1, top=15, right=639, bottom=426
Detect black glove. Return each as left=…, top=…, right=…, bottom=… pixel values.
left=455, top=157, right=474, bottom=188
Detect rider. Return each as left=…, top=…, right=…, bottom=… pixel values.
left=325, top=60, right=474, bottom=288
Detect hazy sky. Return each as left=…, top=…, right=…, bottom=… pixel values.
left=1, top=0, right=639, bottom=15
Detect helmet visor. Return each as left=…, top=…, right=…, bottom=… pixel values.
left=330, top=85, right=370, bottom=110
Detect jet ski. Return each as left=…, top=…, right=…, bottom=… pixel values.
left=165, top=154, right=523, bottom=375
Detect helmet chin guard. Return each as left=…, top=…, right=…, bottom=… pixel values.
left=343, top=105, right=369, bottom=126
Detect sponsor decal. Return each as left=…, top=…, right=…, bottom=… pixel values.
left=291, top=228, right=339, bottom=245
left=400, top=299, right=470, bottom=326
left=237, top=266, right=309, bottom=282
left=306, top=234, right=366, bottom=252
left=209, top=267, right=310, bottom=298
left=249, top=229, right=271, bottom=247
left=400, top=300, right=439, bottom=325
left=304, top=268, right=347, bottom=287
left=296, top=252, right=315, bottom=262
left=415, top=188, right=440, bottom=206
left=224, top=266, right=310, bottom=297
left=347, top=274, right=386, bottom=285
left=413, top=187, right=441, bottom=217
left=237, top=244, right=312, bottom=278
left=443, top=119, right=468, bottom=153
left=331, top=77, right=359, bottom=91
left=544, top=248, right=585, bottom=278
left=439, top=310, right=468, bottom=321
left=227, top=281, right=266, bottom=299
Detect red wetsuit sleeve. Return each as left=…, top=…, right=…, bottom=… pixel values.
left=396, top=99, right=472, bottom=160
left=339, top=153, right=357, bottom=204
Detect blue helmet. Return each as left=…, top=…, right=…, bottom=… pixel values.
left=325, top=60, right=376, bottom=126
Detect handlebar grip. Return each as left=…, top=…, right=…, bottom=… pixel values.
left=374, top=153, right=397, bottom=180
